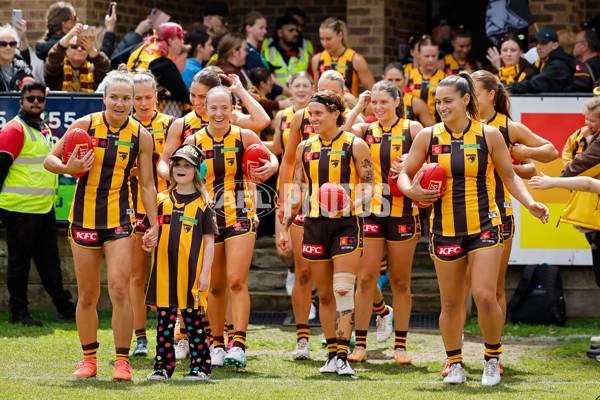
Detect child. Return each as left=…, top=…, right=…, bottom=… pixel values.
left=529, top=172, right=600, bottom=193
left=562, top=97, right=600, bottom=167
left=142, top=144, right=217, bottom=380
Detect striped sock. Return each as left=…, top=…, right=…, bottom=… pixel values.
left=203, top=317, right=212, bottom=341
left=115, top=347, right=129, bottom=363
left=326, top=338, right=337, bottom=359
left=135, top=328, right=146, bottom=341
left=337, top=338, right=350, bottom=360
left=232, top=331, right=247, bottom=351
left=446, top=348, right=462, bottom=366
left=82, top=342, right=99, bottom=359
left=311, top=290, right=317, bottom=305
left=354, top=330, right=368, bottom=349
left=296, top=324, right=310, bottom=342
left=224, top=322, right=229, bottom=337
left=213, top=335, right=225, bottom=350
left=227, top=324, right=234, bottom=336
left=484, top=342, right=502, bottom=361
left=373, top=299, right=389, bottom=317
left=380, top=257, right=388, bottom=274
left=395, top=330, right=407, bottom=350
left=179, top=324, right=189, bottom=340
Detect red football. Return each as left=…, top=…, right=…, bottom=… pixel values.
left=387, top=173, right=404, bottom=197
left=242, top=144, right=270, bottom=183
left=62, top=128, right=94, bottom=178
left=318, top=182, right=349, bottom=213
left=412, top=163, right=446, bottom=208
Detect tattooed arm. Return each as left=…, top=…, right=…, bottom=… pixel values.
left=351, top=137, right=375, bottom=214
left=276, top=143, right=306, bottom=251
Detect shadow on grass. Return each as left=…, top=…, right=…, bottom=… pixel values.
left=0, top=310, right=115, bottom=338
left=412, top=383, right=543, bottom=395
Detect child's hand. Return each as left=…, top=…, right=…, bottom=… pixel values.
left=528, top=172, right=554, bottom=190
left=142, top=227, right=158, bottom=251
left=197, top=275, right=209, bottom=292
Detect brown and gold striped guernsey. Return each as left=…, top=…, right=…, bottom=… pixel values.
left=427, top=120, right=500, bottom=236
left=365, top=119, right=417, bottom=218
left=486, top=112, right=513, bottom=219
left=145, top=191, right=218, bottom=310
left=130, top=111, right=174, bottom=214
left=277, top=106, right=296, bottom=191
left=182, top=110, right=209, bottom=142
left=302, top=131, right=359, bottom=218
left=406, top=68, right=445, bottom=122
left=193, top=125, right=255, bottom=229
left=317, top=48, right=359, bottom=97
left=299, top=108, right=314, bottom=141
left=403, top=92, right=416, bottom=121
left=442, top=54, right=474, bottom=76
left=70, top=112, right=140, bottom=229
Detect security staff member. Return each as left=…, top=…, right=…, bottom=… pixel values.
left=0, top=81, right=76, bottom=326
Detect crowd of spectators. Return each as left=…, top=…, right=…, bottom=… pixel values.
left=0, top=1, right=598, bottom=121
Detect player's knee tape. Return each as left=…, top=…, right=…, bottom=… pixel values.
left=333, top=272, right=356, bottom=311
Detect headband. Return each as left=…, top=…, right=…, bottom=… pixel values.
left=309, top=96, right=339, bottom=111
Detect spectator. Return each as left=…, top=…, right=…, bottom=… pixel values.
left=0, top=81, right=77, bottom=326
left=207, top=25, right=230, bottom=65
left=508, top=28, right=575, bottom=94
left=217, top=32, right=251, bottom=87
left=558, top=29, right=576, bottom=55
left=98, top=3, right=118, bottom=58
left=109, top=17, right=154, bottom=69
left=0, top=25, right=33, bottom=91
left=573, top=29, right=600, bottom=92
left=262, top=16, right=310, bottom=88
left=13, top=18, right=44, bottom=83
left=182, top=30, right=214, bottom=87
left=36, top=2, right=77, bottom=61
left=242, top=11, right=268, bottom=71
left=44, top=26, right=111, bottom=92
left=486, top=32, right=535, bottom=86
left=203, top=1, right=232, bottom=29
left=284, top=7, right=316, bottom=56
left=437, top=26, right=481, bottom=74
left=172, top=44, right=191, bottom=73
left=126, top=22, right=190, bottom=105
left=249, top=67, right=292, bottom=118
left=431, top=15, right=454, bottom=57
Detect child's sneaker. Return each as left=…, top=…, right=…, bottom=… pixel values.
left=133, top=338, right=149, bottom=356
left=184, top=371, right=210, bottom=380
left=147, top=369, right=169, bottom=380
left=73, top=358, right=97, bottom=379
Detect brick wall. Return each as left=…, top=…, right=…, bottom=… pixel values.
left=528, top=0, right=589, bottom=32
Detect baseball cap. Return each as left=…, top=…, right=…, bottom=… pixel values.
left=170, top=144, right=204, bottom=166
left=204, top=1, right=233, bottom=17
left=532, top=28, right=558, bottom=43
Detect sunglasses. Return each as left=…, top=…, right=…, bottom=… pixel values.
left=66, top=15, right=77, bottom=21
left=0, top=41, right=17, bottom=48
left=69, top=44, right=85, bottom=50
left=25, top=95, right=46, bottom=103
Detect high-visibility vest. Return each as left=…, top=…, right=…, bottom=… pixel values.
left=0, top=118, right=57, bottom=213
left=261, top=42, right=310, bottom=86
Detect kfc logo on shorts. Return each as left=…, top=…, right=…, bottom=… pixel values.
left=481, top=231, right=490, bottom=239
left=339, top=237, right=356, bottom=246
left=294, top=214, right=305, bottom=223
left=74, top=230, right=98, bottom=242
left=135, top=218, right=147, bottom=229
left=436, top=245, right=463, bottom=256
left=364, top=224, right=380, bottom=233
left=302, top=244, right=324, bottom=255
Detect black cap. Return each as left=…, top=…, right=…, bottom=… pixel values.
left=204, top=1, right=233, bottom=17
left=432, top=15, right=452, bottom=27
left=170, top=144, right=204, bottom=166
left=532, top=28, right=558, bottom=44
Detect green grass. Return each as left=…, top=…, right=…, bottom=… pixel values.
left=1, top=310, right=600, bottom=399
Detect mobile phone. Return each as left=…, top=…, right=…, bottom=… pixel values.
left=81, top=25, right=97, bottom=37
left=108, top=2, right=116, bottom=17
left=12, top=9, right=22, bottom=28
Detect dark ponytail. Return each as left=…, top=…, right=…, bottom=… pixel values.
left=471, top=70, right=511, bottom=119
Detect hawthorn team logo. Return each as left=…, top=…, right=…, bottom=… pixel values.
left=466, top=154, right=476, bottom=163
left=183, top=224, right=192, bottom=233
left=119, top=152, right=127, bottom=161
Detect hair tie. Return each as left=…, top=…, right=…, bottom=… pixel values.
left=309, top=96, right=338, bottom=110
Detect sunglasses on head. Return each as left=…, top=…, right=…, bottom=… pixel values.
left=25, top=95, right=46, bottom=103
left=0, top=41, right=17, bottom=48
left=69, top=44, right=85, bottom=50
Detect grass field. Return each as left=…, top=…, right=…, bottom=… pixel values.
left=1, top=310, right=600, bottom=399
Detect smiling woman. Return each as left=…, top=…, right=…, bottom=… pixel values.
left=184, top=85, right=278, bottom=369
left=43, top=65, right=158, bottom=382
left=0, top=24, right=32, bottom=91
